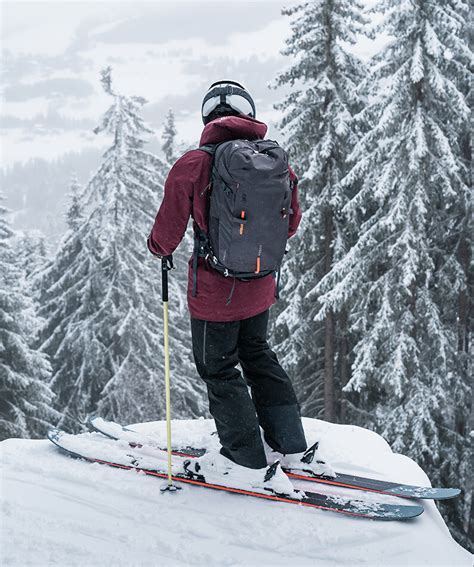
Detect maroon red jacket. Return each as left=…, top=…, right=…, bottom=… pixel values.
left=148, top=115, right=301, bottom=322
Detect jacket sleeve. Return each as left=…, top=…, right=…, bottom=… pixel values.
left=147, top=153, right=195, bottom=257
left=288, top=165, right=302, bottom=238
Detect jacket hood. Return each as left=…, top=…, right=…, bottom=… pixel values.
left=199, top=115, right=268, bottom=146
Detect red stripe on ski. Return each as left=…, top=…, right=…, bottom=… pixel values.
left=128, top=444, right=390, bottom=494
left=104, top=439, right=402, bottom=495
left=78, top=454, right=376, bottom=519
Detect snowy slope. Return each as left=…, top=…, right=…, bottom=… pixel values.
left=1, top=418, right=471, bottom=567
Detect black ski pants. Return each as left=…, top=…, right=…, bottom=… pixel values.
left=191, top=309, right=307, bottom=469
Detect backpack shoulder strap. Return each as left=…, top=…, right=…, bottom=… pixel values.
left=198, top=143, right=217, bottom=156
left=192, top=143, right=218, bottom=297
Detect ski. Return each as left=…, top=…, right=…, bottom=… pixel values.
left=87, top=416, right=460, bottom=501
left=48, top=428, right=423, bottom=521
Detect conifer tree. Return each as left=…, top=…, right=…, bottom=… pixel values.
left=314, top=0, right=472, bottom=546
left=65, top=174, right=83, bottom=231
left=16, top=230, right=49, bottom=339
left=272, top=0, right=366, bottom=419
left=0, top=195, right=56, bottom=439
left=17, top=231, right=48, bottom=282
left=430, top=0, right=472, bottom=549
left=38, top=176, right=89, bottom=431
left=39, top=69, right=206, bottom=430
left=161, top=109, right=178, bottom=164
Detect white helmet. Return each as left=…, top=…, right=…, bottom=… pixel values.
left=201, top=80, right=256, bottom=125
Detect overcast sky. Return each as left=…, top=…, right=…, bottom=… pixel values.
left=1, top=0, right=380, bottom=167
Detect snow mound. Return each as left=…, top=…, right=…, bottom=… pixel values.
left=1, top=418, right=471, bottom=566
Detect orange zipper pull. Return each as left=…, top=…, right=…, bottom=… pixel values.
left=255, top=256, right=261, bottom=274
left=240, top=210, right=245, bottom=235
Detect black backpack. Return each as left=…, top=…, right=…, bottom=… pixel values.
left=192, top=138, right=294, bottom=302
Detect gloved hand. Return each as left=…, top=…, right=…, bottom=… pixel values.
left=162, top=254, right=174, bottom=270
left=146, top=236, right=174, bottom=269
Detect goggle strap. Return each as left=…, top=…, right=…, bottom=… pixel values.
left=202, top=84, right=255, bottom=118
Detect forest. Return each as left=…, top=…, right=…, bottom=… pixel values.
left=1, top=0, right=471, bottom=551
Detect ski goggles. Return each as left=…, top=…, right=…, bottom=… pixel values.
left=202, top=82, right=256, bottom=120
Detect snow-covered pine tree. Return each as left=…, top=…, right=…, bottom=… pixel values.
left=314, top=0, right=472, bottom=546
left=40, top=68, right=205, bottom=430
left=65, top=174, right=83, bottom=232
left=271, top=0, right=367, bottom=420
left=16, top=230, right=49, bottom=336
left=0, top=194, right=56, bottom=440
left=430, top=0, right=472, bottom=550
left=92, top=71, right=204, bottom=421
left=162, top=109, right=178, bottom=164
left=17, top=231, right=48, bottom=282
left=84, top=66, right=162, bottom=424
left=38, top=175, right=90, bottom=432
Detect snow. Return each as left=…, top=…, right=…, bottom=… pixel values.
left=1, top=418, right=471, bottom=566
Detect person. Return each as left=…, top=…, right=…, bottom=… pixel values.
left=148, top=80, right=332, bottom=492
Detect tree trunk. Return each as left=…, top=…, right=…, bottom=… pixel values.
left=324, top=309, right=336, bottom=421
left=457, top=235, right=470, bottom=356
left=339, top=308, right=349, bottom=423
left=323, top=208, right=336, bottom=422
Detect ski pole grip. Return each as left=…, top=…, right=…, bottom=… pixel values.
left=161, top=257, right=169, bottom=302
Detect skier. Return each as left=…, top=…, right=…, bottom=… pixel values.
left=148, top=81, right=332, bottom=494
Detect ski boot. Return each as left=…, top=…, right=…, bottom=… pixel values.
left=183, top=450, right=302, bottom=498
left=266, top=442, right=336, bottom=479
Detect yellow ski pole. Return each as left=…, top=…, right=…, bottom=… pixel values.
left=160, top=256, right=180, bottom=493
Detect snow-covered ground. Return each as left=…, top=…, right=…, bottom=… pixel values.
left=0, top=418, right=471, bottom=566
